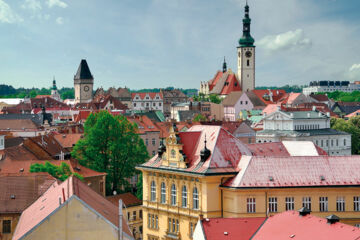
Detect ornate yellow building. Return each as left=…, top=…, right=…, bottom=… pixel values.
left=137, top=124, right=360, bottom=240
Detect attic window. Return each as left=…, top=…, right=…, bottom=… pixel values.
left=269, top=176, right=274, bottom=181
left=320, top=175, right=325, bottom=181
left=10, top=195, right=15, bottom=199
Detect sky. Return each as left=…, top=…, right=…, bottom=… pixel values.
left=1, top=0, right=360, bottom=90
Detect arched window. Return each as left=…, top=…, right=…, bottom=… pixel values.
left=150, top=181, right=156, bottom=202
left=171, top=184, right=177, bottom=206
left=182, top=185, right=187, bottom=208
left=161, top=182, right=166, bottom=204
left=193, top=187, right=199, bottom=210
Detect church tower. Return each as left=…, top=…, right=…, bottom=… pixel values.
left=51, top=77, right=61, bottom=101
left=74, top=59, right=94, bottom=104
left=237, top=2, right=255, bottom=92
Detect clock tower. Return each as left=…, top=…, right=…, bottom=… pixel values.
left=237, top=2, right=255, bottom=92
left=74, top=59, right=94, bottom=104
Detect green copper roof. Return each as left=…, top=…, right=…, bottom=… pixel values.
left=238, top=3, right=255, bottom=47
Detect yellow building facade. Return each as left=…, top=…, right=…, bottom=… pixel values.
left=138, top=125, right=360, bottom=240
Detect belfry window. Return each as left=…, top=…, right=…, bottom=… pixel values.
left=247, top=60, right=250, bottom=66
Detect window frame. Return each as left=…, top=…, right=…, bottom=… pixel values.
left=269, top=197, right=278, bottom=213
left=161, top=182, right=166, bottom=204
left=150, top=181, right=156, bottom=202
left=247, top=197, right=256, bottom=213
left=193, top=187, right=199, bottom=210
left=171, top=184, right=177, bottom=206
left=319, top=196, right=328, bottom=212
left=302, top=197, right=312, bottom=211
left=182, top=185, right=188, bottom=208
left=336, top=196, right=345, bottom=212
left=285, top=197, right=295, bottom=211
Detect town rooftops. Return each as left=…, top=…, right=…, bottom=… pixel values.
left=208, top=70, right=242, bottom=95
left=107, top=192, right=142, bottom=208
left=12, top=176, right=132, bottom=240
left=222, top=155, right=360, bottom=188
left=131, top=92, right=163, bottom=100
left=222, top=91, right=243, bottom=106
left=54, top=133, right=83, bottom=149
left=199, top=217, right=266, bottom=240
left=252, top=211, right=360, bottom=239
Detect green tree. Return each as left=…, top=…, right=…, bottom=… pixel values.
left=209, top=94, right=221, bottom=104
left=71, top=111, right=148, bottom=195
left=136, top=173, right=143, bottom=200
left=193, top=113, right=207, bottom=122
left=331, top=116, right=360, bottom=154
left=30, top=161, right=83, bottom=181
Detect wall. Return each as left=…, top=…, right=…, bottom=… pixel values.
left=84, top=175, right=106, bottom=197
left=222, top=187, right=360, bottom=226
left=22, top=196, right=132, bottom=240
left=0, top=213, right=20, bottom=240
left=125, top=205, right=143, bottom=240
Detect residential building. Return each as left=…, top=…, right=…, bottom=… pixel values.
left=331, top=101, right=360, bottom=118
left=200, top=102, right=224, bottom=121
left=132, top=92, right=163, bottom=112
left=12, top=176, right=134, bottom=240
left=223, top=91, right=265, bottom=121
left=94, top=87, right=132, bottom=108
left=170, top=102, right=201, bottom=121
left=74, top=59, right=94, bottom=104
left=162, top=89, right=188, bottom=118
left=280, top=92, right=314, bottom=107
left=50, top=78, right=61, bottom=101
left=221, top=155, right=360, bottom=226
left=256, top=108, right=351, bottom=155
left=303, top=80, right=360, bottom=95
left=73, top=94, right=128, bottom=112
left=0, top=174, right=56, bottom=240
left=252, top=89, right=287, bottom=105
left=53, top=133, right=83, bottom=152
left=0, top=114, right=44, bottom=137
left=107, top=193, right=143, bottom=240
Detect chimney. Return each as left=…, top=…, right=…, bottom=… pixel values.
left=326, top=215, right=340, bottom=224
left=118, top=199, right=123, bottom=240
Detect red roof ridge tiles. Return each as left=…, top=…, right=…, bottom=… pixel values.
left=107, top=192, right=142, bottom=207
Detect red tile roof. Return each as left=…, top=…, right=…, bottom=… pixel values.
left=13, top=176, right=132, bottom=240
left=200, top=217, right=266, bottom=240
left=107, top=192, right=142, bottom=207
left=252, top=211, right=360, bottom=240
left=70, top=159, right=107, bottom=178
left=126, top=115, right=160, bottom=134
left=309, top=93, right=329, bottom=102
left=223, top=155, right=360, bottom=188
left=54, top=133, right=83, bottom=148
left=141, top=125, right=252, bottom=174
left=252, top=89, right=287, bottom=105
left=208, top=71, right=242, bottom=95
left=131, top=92, right=163, bottom=100
left=220, top=74, right=242, bottom=95
left=0, top=173, right=56, bottom=213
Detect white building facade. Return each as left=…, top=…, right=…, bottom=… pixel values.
left=303, top=80, right=360, bottom=95
left=256, top=108, right=351, bottom=156
left=131, top=92, right=163, bottom=112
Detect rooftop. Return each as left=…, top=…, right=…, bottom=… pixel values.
left=107, top=192, right=142, bottom=207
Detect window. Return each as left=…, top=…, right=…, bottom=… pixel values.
left=354, top=196, right=360, bottom=211
left=247, top=198, right=256, bottom=213
left=139, top=226, right=143, bottom=234
left=344, top=139, right=347, bottom=146
left=151, top=214, right=155, bottom=228
left=153, top=102, right=156, bottom=106
left=99, top=181, right=104, bottom=194
left=146, top=103, right=149, bottom=107
left=152, top=138, right=156, bottom=146
left=155, top=215, right=159, bottom=229
left=150, top=181, right=156, bottom=202
left=145, top=138, right=148, bottom=146
left=133, top=211, right=136, bottom=220
left=336, top=197, right=345, bottom=212
left=190, top=222, right=195, bottom=238
left=171, top=149, right=176, bottom=159
left=168, top=218, right=179, bottom=233
left=140, top=210, right=143, bottom=219
left=319, top=197, right=328, bottom=212
left=2, top=220, right=11, bottom=234
left=128, top=212, right=131, bottom=220
left=247, top=59, right=250, bottom=66
left=171, top=184, right=177, bottom=206
left=147, top=214, right=151, bottom=228
left=161, top=182, right=166, bottom=204
left=336, top=139, right=339, bottom=146
left=182, top=185, right=187, bottom=208
left=152, top=151, right=156, bottom=156
left=269, top=197, right=277, bottom=213
left=193, top=187, right=199, bottom=209
left=240, top=101, right=243, bottom=104
left=285, top=197, right=295, bottom=211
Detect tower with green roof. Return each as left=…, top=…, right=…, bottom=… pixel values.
left=51, top=77, right=61, bottom=101
left=237, top=1, right=255, bottom=92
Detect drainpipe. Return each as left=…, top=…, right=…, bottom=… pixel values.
left=119, top=199, right=123, bottom=240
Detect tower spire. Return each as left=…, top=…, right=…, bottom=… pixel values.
left=239, top=1, right=255, bottom=47
left=52, top=76, right=57, bottom=90
left=222, top=56, right=227, bottom=73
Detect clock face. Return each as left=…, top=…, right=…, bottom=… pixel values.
left=84, top=86, right=90, bottom=92
left=245, top=51, right=252, bottom=58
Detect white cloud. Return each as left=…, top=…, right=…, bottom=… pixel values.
left=55, top=16, right=63, bottom=24
left=46, top=0, right=67, bottom=8
left=257, top=29, right=312, bottom=52
left=346, top=64, right=360, bottom=81
left=0, top=0, right=23, bottom=23
left=21, top=0, right=42, bottom=11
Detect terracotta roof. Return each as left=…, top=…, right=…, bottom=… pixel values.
left=54, top=133, right=83, bottom=148
left=0, top=119, right=40, bottom=130
left=107, top=192, right=142, bottom=207
left=252, top=211, right=360, bottom=239
left=13, top=176, right=132, bottom=240
left=0, top=173, right=56, bottom=213
left=70, top=159, right=107, bottom=178
left=309, top=93, right=329, bottom=102
left=35, top=95, right=51, bottom=99
left=222, top=91, right=243, bottom=106
left=140, top=125, right=252, bottom=174
left=222, top=155, right=360, bottom=188
left=200, top=217, right=266, bottom=240
left=252, top=89, right=287, bottom=105
left=30, top=97, right=68, bottom=108
left=28, top=134, right=70, bottom=157
left=208, top=71, right=242, bottom=95
left=126, top=115, right=160, bottom=134
left=282, top=92, right=302, bottom=105
left=131, top=92, right=163, bottom=100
